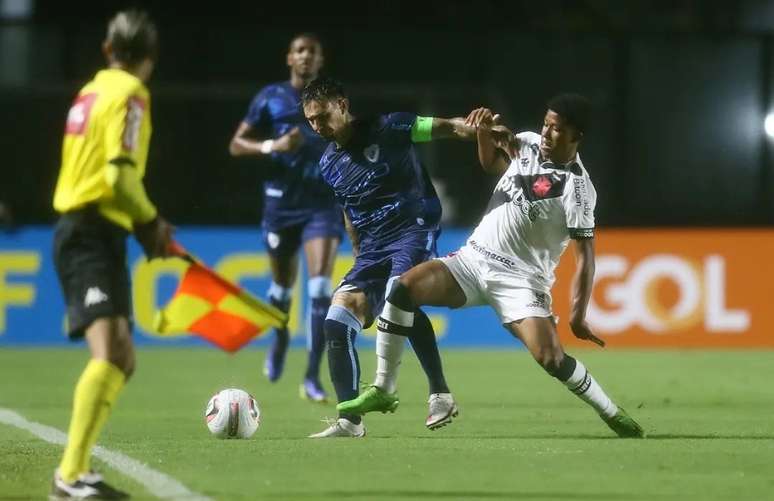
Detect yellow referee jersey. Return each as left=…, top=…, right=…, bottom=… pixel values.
left=53, top=68, right=155, bottom=231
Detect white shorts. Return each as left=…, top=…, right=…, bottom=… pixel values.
left=437, top=246, right=554, bottom=324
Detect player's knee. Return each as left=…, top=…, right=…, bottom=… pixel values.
left=307, top=276, right=332, bottom=299
left=388, top=279, right=416, bottom=311
left=537, top=350, right=566, bottom=377
left=324, top=304, right=362, bottom=349
left=111, top=318, right=134, bottom=372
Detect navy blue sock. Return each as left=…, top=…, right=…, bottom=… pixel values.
left=265, top=296, right=291, bottom=380
left=408, top=309, right=450, bottom=394
left=305, top=296, right=330, bottom=382
left=269, top=296, right=291, bottom=348
left=324, top=305, right=362, bottom=424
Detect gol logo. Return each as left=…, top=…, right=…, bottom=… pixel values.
left=587, top=254, right=750, bottom=333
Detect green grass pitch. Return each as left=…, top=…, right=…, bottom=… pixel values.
left=1, top=348, right=773, bottom=500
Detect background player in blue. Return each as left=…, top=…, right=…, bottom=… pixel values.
left=301, top=77, right=478, bottom=437
left=229, top=34, right=341, bottom=403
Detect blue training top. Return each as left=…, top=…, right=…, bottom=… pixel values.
left=244, top=81, right=336, bottom=214
left=319, top=112, right=441, bottom=251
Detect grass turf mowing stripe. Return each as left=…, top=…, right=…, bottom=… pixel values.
left=0, top=407, right=212, bottom=501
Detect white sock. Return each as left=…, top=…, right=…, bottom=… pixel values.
left=374, top=331, right=404, bottom=394
left=563, top=359, right=618, bottom=418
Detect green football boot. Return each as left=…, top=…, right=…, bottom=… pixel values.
left=603, top=407, right=645, bottom=438
left=336, top=385, right=399, bottom=415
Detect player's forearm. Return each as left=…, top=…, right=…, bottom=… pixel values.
left=433, top=117, right=477, bottom=141
left=105, top=162, right=158, bottom=225
left=570, top=242, right=595, bottom=322
left=476, top=127, right=506, bottom=174
left=228, top=136, right=274, bottom=157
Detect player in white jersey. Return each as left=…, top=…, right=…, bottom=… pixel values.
left=339, top=94, right=644, bottom=437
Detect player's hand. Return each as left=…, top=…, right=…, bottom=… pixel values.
left=134, top=216, right=175, bottom=259
left=569, top=317, right=606, bottom=347
left=464, top=108, right=501, bottom=129
left=272, top=127, right=305, bottom=153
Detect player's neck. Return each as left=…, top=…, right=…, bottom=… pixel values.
left=334, top=116, right=355, bottom=148
left=107, top=61, right=148, bottom=82
left=546, top=148, right=578, bottom=165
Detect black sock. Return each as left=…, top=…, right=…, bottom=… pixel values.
left=268, top=296, right=291, bottom=363
left=305, top=296, right=330, bottom=382
left=408, top=309, right=450, bottom=394
left=324, top=306, right=362, bottom=424
left=548, top=353, right=577, bottom=382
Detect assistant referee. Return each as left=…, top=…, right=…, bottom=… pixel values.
left=49, top=9, right=172, bottom=499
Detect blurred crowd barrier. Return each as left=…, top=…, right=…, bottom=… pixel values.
left=0, top=227, right=770, bottom=348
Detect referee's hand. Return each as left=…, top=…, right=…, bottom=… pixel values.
left=134, top=216, right=174, bottom=259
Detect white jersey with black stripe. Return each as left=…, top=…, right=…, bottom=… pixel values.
left=465, top=131, right=597, bottom=293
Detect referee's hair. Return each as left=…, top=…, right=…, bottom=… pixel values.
left=105, top=9, right=158, bottom=67
left=301, top=77, right=347, bottom=105
left=547, top=93, right=591, bottom=137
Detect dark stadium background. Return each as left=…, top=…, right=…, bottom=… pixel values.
left=1, top=0, right=772, bottom=228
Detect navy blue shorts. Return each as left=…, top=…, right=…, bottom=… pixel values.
left=338, top=230, right=439, bottom=325
left=262, top=207, right=344, bottom=258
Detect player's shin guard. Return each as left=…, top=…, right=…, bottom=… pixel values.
left=265, top=282, right=292, bottom=382
left=305, top=276, right=331, bottom=382
left=59, top=359, right=125, bottom=483
left=551, top=354, right=618, bottom=418
left=374, top=331, right=405, bottom=394
left=325, top=305, right=362, bottom=424
left=374, top=280, right=413, bottom=393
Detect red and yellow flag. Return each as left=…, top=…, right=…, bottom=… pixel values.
left=152, top=245, right=287, bottom=352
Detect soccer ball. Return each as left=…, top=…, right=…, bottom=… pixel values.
left=204, top=388, right=261, bottom=439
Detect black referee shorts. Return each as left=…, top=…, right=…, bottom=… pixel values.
left=53, top=206, right=132, bottom=339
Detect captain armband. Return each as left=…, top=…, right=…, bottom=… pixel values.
left=410, top=116, right=434, bottom=143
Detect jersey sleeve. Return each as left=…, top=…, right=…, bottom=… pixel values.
left=562, top=168, right=597, bottom=239
left=243, top=89, right=270, bottom=130
left=515, top=131, right=540, bottom=158
left=103, top=93, right=150, bottom=168
left=382, top=112, right=418, bottom=144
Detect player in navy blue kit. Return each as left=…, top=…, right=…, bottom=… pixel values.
left=301, top=77, right=478, bottom=437
left=229, top=34, right=340, bottom=402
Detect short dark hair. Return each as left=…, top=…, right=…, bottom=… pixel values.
left=547, top=93, right=591, bottom=135
left=106, top=9, right=158, bottom=67
left=289, top=32, right=322, bottom=50
left=301, top=77, right=347, bottom=105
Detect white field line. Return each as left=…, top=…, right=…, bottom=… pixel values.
left=0, top=407, right=213, bottom=500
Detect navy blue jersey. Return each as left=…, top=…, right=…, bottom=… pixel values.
left=319, top=113, right=441, bottom=251
left=244, top=81, right=335, bottom=213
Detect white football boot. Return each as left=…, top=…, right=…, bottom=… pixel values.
left=308, top=417, right=366, bottom=438
left=426, top=393, right=458, bottom=430
left=49, top=469, right=129, bottom=499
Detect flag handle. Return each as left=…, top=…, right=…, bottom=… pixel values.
left=168, top=241, right=196, bottom=264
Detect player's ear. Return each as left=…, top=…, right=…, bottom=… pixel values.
left=286, top=50, right=293, bottom=68
left=338, top=97, right=349, bottom=113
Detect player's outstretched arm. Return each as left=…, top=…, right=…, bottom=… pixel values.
left=569, top=238, right=605, bottom=347
left=411, top=116, right=477, bottom=142
left=465, top=107, right=513, bottom=176
left=228, top=122, right=304, bottom=157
